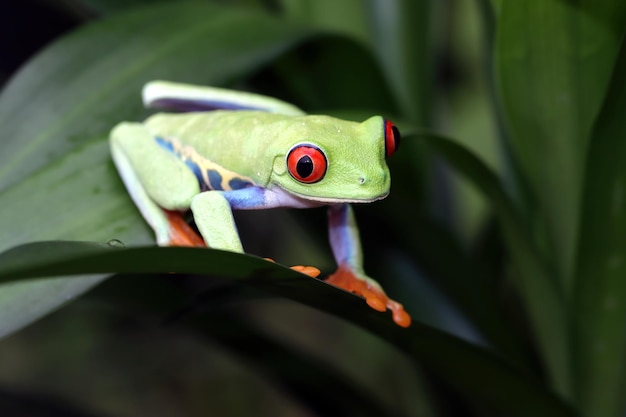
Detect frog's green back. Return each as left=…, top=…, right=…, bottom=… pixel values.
left=145, top=111, right=287, bottom=187
left=144, top=110, right=391, bottom=202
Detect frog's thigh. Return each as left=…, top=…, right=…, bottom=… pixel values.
left=143, top=81, right=305, bottom=116
left=190, top=192, right=243, bottom=253
left=111, top=122, right=200, bottom=245
left=111, top=122, right=199, bottom=209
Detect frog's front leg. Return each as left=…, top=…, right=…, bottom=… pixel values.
left=327, top=204, right=411, bottom=328
left=190, top=188, right=320, bottom=277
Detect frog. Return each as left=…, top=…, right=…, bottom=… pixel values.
left=110, top=81, right=410, bottom=327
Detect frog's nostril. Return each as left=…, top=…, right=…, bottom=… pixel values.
left=358, top=177, right=366, bottom=185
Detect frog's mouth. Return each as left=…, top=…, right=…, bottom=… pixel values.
left=303, top=192, right=390, bottom=205
left=288, top=188, right=390, bottom=205
left=269, top=186, right=389, bottom=208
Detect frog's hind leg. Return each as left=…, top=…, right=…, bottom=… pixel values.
left=110, top=122, right=204, bottom=247
left=142, top=81, right=305, bottom=116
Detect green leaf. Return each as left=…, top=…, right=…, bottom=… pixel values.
left=0, top=241, right=579, bottom=417
left=495, top=0, right=626, bottom=290
left=0, top=139, right=147, bottom=337
left=0, top=139, right=150, bottom=252
left=574, top=33, right=626, bottom=417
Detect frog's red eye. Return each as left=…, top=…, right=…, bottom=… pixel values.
left=384, top=120, right=401, bottom=158
left=287, top=144, right=327, bottom=183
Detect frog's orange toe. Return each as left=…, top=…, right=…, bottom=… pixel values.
left=290, top=265, right=321, bottom=278
left=326, top=264, right=411, bottom=328
left=390, top=302, right=412, bottom=328
left=165, top=210, right=205, bottom=247
left=365, top=297, right=387, bottom=312
left=264, top=258, right=321, bottom=278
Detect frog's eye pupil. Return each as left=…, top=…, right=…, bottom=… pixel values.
left=384, top=120, right=401, bottom=158
left=287, top=144, right=327, bottom=183
left=296, top=155, right=314, bottom=178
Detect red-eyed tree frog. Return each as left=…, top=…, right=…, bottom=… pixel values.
left=110, top=81, right=411, bottom=328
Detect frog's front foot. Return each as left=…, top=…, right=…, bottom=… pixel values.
left=326, top=264, right=411, bottom=328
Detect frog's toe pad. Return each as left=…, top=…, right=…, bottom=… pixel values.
left=290, top=265, right=321, bottom=278
left=263, top=258, right=321, bottom=278
left=326, top=265, right=411, bottom=328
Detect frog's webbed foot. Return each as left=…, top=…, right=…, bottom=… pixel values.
left=326, top=264, right=411, bottom=328
left=164, top=210, right=205, bottom=247
left=264, top=258, right=321, bottom=278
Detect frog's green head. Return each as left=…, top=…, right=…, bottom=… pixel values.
left=270, top=115, right=400, bottom=203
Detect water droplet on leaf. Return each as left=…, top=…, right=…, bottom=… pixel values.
left=107, top=239, right=125, bottom=248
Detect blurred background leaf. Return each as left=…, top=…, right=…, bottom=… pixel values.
left=494, top=0, right=626, bottom=400
left=574, top=32, right=626, bottom=417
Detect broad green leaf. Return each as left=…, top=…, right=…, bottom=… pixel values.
left=0, top=139, right=148, bottom=337
left=495, top=0, right=626, bottom=291
left=0, top=140, right=150, bottom=253
left=420, top=132, right=568, bottom=396
left=0, top=241, right=579, bottom=417
left=574, top=33, right=626, bottom=417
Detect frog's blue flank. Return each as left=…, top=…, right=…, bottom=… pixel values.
left=155, top=136, right=255, bottom=192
